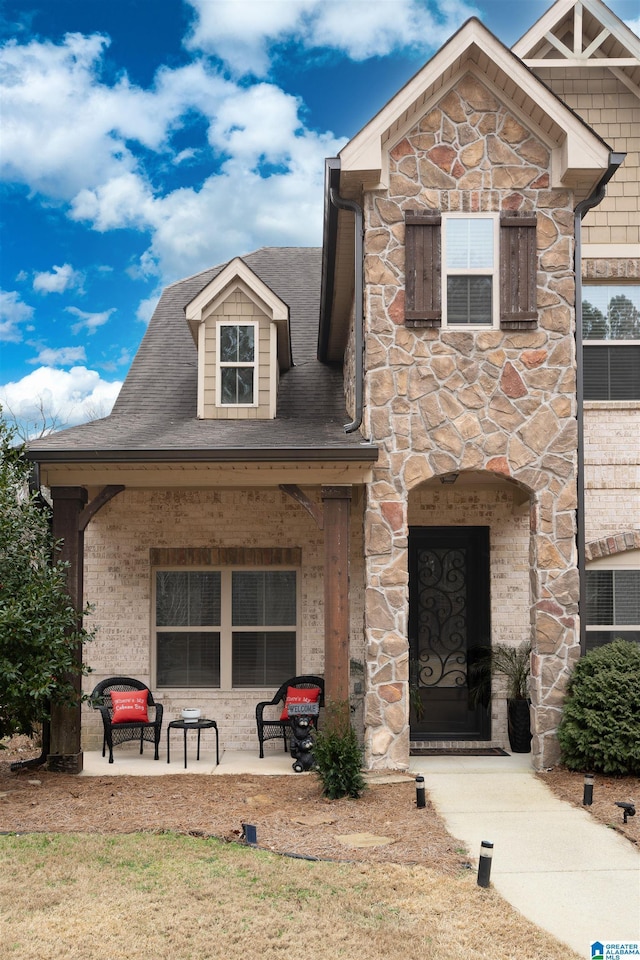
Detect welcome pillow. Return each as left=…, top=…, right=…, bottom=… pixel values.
left=110, top=689, right=149, bottom=724
left=280, top=686, right=320, bottom=720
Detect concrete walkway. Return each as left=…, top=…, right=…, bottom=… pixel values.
left=80, top=746, right=639, bottom=955
left=409, top=753, right=640, bottom=956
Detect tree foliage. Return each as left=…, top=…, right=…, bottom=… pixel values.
left=583, top=293, right=640, bottom=340
left=557, top=639, right=640, bottom=775
left=0, top=412, right=94, bottom=741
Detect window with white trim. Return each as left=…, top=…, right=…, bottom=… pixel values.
left=443, top=214, right=499, bottom=327
left=583, top=283, right=640, bottom=400
left=155, top=568, right=297, bottom=688
left=585, top=566, right=640, bottom=652
left=404, top=210, right=536, bottom=328
left=216, top=321, right=258, bottom=406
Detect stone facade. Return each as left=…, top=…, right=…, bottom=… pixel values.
left=360, top=75, right=581, bottom=770
left=82, top=487, right=365, bottom=753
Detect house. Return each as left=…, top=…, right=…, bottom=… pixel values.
left=28, top=0, right=639, bottom=773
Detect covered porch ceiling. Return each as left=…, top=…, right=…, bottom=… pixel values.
left=35, top=456, right=376, bottom=490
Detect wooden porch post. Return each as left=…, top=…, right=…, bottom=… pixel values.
left=322, top=486, right=352, bottom=711
left=48, top=486, right=87, bottom=774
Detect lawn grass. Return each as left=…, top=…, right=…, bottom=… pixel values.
left=0, top=832, right=580, bottom=959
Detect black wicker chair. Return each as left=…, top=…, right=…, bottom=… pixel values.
left=90, top=677, right=164, bottom=764
left=256, top=675, right=324, bottom=758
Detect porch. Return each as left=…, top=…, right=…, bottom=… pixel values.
left=79, top=743, right=307, bottom=777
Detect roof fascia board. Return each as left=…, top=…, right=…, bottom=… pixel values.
left=185, top=256, right=291, bottom=371
left=27, top=447, right=379, bottom=465
left=339, top=18, right=610, bottom=190
left=185, top=257, right=289, bottom=333
left=513, top=0, right=640, bottom=61
left=512, top=0, right=577, bottom=58
left=340, top=19, right=482, bottom=177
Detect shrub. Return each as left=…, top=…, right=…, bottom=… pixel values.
left=313, top=701, right=366, bottom=800
left=0, top=412, right=94, bottom=741
left=557, top=639, right=640, bottom=775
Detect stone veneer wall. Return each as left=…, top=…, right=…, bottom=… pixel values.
left=82, top=487, right=365, bottom=754
left=361, top=75, right=581, bottom=770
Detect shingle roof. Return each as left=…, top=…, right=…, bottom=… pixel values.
left=29, top=248, right=372, bottom=460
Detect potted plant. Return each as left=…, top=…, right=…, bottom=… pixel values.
left=492, top=641, right=532, bottom=753
left=470, top=641, right=532, bottom=753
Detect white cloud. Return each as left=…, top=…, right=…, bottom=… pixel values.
left=185, top=0, right=478, bottom=75
left=99, top=348, right=131, bottom=372
left=185, top=0, right=317, bottom=75
left=28, top=345, right=87, bottom=366
left=625, top=17, right=640, bottom=38
left=0, top=289, right=34, bottom=342
left=0, top=365, right=122, bottom=435
left=70, top=172, right=156, bottom=232
left=65, top=305, right=115, bottom=334
left=33, top=263, right=82, bottom=294
left=0, top=34, right=232, bottom=202
left=136, top=292, right=162, bottom=324
left=66, top=75, right=345, bottom=280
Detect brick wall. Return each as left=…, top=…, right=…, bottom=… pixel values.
left=82, top=487, right=365, bottom=754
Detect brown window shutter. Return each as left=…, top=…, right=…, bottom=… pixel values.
left=405, top=210, right=441, bottom=325
left=500, top=213, right=537, bottom=329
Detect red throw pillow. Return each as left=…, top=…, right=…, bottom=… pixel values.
left=280, top=686, right=320, bottom=721
left=110, top=689, right=149, bottom=724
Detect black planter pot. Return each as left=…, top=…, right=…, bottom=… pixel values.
left=507, top=698, right=532, bottom=753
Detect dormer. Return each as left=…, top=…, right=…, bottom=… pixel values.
left=185, top=257, right=292, bottom=420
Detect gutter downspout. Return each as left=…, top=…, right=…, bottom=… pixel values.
left=329, top=188, right=364, bottom=435
left=574, top=151, right=625, bottom=655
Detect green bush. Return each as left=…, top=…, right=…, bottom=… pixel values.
left=313, top=701, right=366, bottom=800
left=557, top=639, right=640, bottom=775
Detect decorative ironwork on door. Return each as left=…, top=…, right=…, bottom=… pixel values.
left=414, top=547, right=468, bottom=689
left=409, top=525, right=491, bottom=740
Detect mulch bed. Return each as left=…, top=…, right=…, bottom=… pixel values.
left=2, top=737, right=638, bottom=861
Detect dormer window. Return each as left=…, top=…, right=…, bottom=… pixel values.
left=185, top=257, right=292, bottom=421
left=217, top=321, right=258, bottom=406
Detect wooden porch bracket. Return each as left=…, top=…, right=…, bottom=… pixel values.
left=280, top=484, right=323, bottom=529
left=78, top=485, right=125, bottom=532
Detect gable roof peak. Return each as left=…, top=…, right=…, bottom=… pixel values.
left=338, top=13, right=611, bottom=200
left=513, top=0, right=640, bottom=98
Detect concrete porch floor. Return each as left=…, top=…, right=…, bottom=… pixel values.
left=80, top=743, right=304, bottom=776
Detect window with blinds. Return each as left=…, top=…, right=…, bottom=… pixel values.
left=443, top=216, right=497, bottom=326
left=585, top=568, right=640, bottom=652
left=232, top=571, right=296, bottom=686
left=156, top=571, right=221, bottom=687
left=583, top=284, right=640, bottom=401
left=155, top=569, right=297, bottom=688
left=404, top=211, right=536, bottom=328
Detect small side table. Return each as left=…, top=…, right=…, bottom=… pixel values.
left=167, top=719, right=219, bottom=769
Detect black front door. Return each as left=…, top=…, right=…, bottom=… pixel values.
left=409, top=526, right=491, bottom=740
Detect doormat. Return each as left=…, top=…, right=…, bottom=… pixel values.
left=410, top=748, right=510, bottom=757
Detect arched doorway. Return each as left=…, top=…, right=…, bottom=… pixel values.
left=407, top=472, right=531, bottom=744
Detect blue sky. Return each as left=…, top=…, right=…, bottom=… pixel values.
left=1, top=0, right=639, bottom=437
